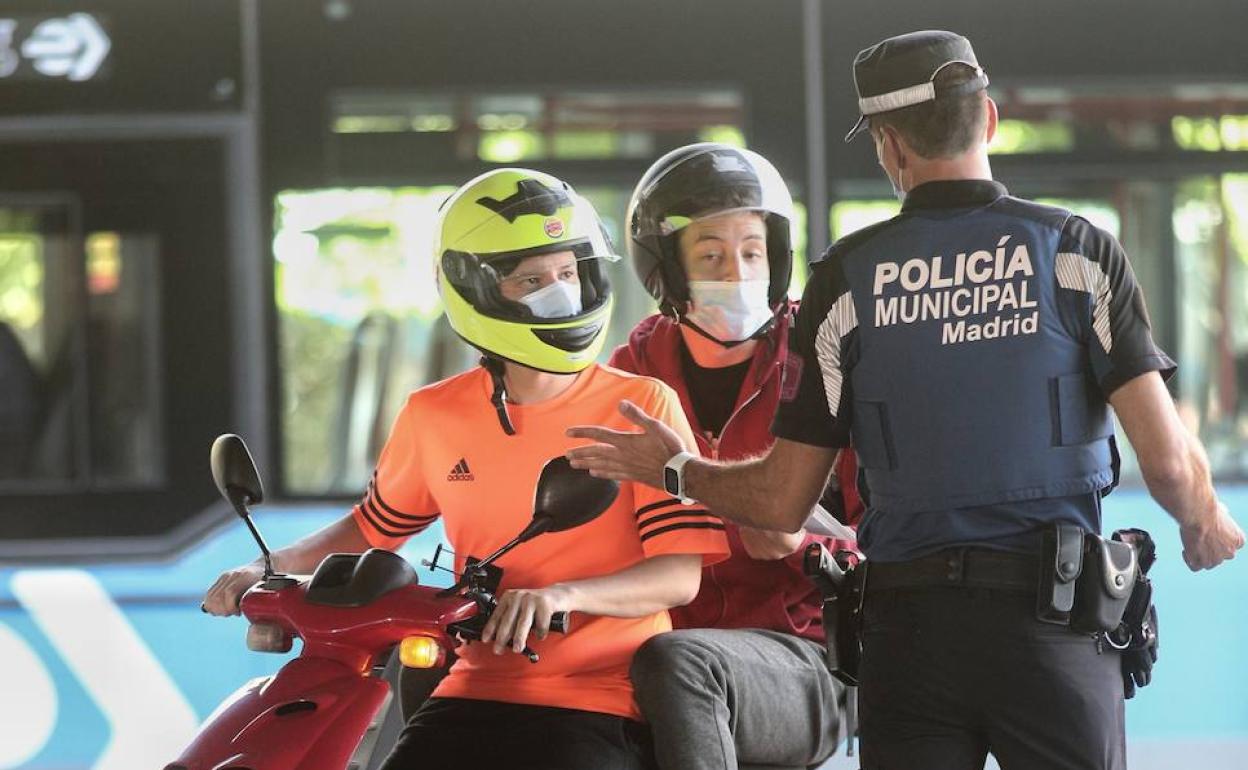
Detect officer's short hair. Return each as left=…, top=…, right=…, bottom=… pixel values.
left=869, top=63, right=988, bottom=160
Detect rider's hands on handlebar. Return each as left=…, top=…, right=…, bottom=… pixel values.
left=202, top=562, right=265, bottom=616
left=481, top=584, right=576, bottom=655
left=1180, top=501, right=1245, bottom=571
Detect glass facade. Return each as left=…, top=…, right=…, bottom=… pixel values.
left=0, top=202, right=162, bottom=488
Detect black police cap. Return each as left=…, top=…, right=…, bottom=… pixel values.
left=844, top=30, right=989, bottom=142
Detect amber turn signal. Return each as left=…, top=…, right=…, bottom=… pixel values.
left=399, top=635, right=443, bottom=668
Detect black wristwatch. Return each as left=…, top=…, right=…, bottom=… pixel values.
left=662, top=451, right=697, bottom=505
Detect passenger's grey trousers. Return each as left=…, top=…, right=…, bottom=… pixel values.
left=630, top=628, right=845, bottom=770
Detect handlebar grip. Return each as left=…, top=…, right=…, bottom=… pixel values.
left=549, top=611, right=570, bottom=634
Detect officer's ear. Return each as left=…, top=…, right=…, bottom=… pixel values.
left=879, top=125, right=908, bottom=171
left=983, top=97, right=999, bottom=146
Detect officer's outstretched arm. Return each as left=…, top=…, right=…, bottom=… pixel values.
left=568, top=402, right=837, bottom=534
left=685, top=439, right=837, bottom=534
left=1110, top=371, right=1245, bottom=571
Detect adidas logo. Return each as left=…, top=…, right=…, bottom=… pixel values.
left=447, top=458, right=475, bottom=482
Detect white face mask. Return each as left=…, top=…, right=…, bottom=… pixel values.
left=685, top=279, right=773, bottom=344
left=888, top=166, right=907, bottom=203
left=520, top=279, right=582, bottom=319
left=875, top=132, right=907, bottom=203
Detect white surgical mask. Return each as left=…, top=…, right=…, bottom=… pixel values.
left=890, top=167, right=907, bottom=203
left=685, top=279, right=773, bottom=344
left=520, top=279, right=582, bottom=319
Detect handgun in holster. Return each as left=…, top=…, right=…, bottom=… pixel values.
left=804, top=542, right=863, bottom=687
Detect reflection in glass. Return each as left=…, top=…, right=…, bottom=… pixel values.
left=0, top=205, right=162, bottom=487
left=274, top=187, right=464, bottom=495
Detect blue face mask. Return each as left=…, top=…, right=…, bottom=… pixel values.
left=520, top=279, right=582, bottom=319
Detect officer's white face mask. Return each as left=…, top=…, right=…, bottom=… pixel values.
left=885, top=168, right=907, bottom=203
left=685, top=279, right=773, bottom=343
left=520, top=279, right=582, bottom=318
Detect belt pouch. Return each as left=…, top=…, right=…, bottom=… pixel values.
left=1037, top=523, right=1084, bottom=624
left=1071, top=533, right=1137, bottom=633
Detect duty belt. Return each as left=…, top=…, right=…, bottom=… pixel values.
left=866, top=548, right=1038, bottom=593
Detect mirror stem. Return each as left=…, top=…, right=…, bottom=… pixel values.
left=239, top=508, right=278, bottom=578
left=473, top=534, right=523, bottom=572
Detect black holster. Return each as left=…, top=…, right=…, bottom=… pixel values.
left=804, top=542, right=862, bottom=687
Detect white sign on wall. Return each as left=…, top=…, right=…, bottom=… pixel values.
left=0, top=13, right=111, bottom=83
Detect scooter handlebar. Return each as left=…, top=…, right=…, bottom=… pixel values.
left=549, top=611, right=570, bottom=634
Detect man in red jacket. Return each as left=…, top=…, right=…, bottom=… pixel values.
left=611, top=143, right=860, bottom=770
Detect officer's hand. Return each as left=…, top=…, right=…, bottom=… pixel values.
left=202, top=562, right=265, bottom=616
left=566, top=400, right=687, bottom=490
left=1179, top=502, right=1244, bottom=571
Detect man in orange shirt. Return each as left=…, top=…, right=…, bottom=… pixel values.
left=204, top=168, right=727, bottom=769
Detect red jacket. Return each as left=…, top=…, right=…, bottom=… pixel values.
left=608, top=303, right=861, bottom=642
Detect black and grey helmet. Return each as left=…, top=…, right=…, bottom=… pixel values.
left=626, top=143, right=796, bottom=316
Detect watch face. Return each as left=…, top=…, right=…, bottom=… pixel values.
left=663, top=466, right=681, bottom=496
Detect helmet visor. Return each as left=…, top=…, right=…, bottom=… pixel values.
left=443, top=243, right=619, bottom=324
left=631, top=148, right=795, bottom=239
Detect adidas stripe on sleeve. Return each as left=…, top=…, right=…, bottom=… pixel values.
left=351, top=397, right=440, bottom=551
left=631, top=382, right=729, bottom=565
left=353, top=471, right=440, bottom=541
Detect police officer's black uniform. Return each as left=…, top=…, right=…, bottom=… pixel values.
left=773, top=31, right=1175, bottom=770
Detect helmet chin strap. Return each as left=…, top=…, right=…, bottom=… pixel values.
left=480, top=356, right=517, bottom=435
left=679, top=311, right=777, bottom=349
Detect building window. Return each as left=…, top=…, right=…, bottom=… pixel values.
left=328, top=88, right=745, bottom=169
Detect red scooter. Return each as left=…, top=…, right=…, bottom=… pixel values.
left=166, top=434, right=618, bottom=770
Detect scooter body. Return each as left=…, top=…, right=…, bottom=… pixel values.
left=172, top=436, right=615, bottom=770
left=169, top=566, right=475, bottom=770
left=173, top=657, right=388, bottom=770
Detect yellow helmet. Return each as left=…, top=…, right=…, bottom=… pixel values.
left=434, top=169, right=618, bottom=373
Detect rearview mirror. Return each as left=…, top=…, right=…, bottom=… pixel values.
left=453, top=456, right=621, bottom=583
left=526, top=456, right=618, bottom=538
left=211, top=434, right=265, bottom=513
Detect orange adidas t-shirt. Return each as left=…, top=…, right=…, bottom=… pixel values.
left=351, top=363, right=729, bottom=720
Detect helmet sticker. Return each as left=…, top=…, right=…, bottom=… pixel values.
left=475, top=179, right=571, bottom=223
left=544, top=217, right=565, bottom=238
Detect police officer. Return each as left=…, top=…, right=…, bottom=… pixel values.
left=568, top=29, right=1246, bottom=770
